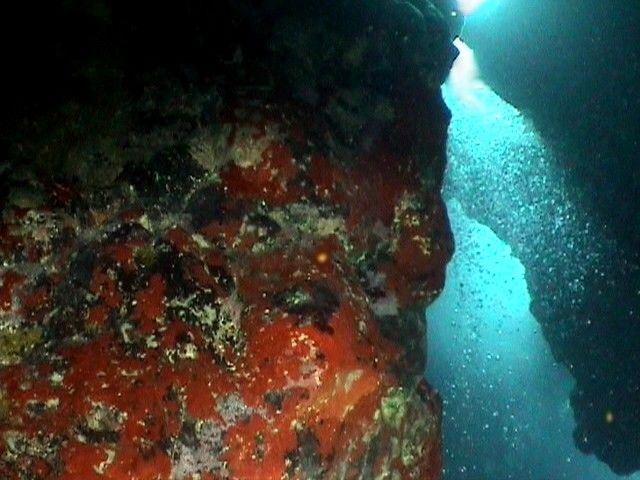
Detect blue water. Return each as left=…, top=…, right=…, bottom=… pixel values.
left=426, top=43, right=640, bottom=479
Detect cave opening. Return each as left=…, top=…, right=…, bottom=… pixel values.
left=427, top=0, right=640, bottom=478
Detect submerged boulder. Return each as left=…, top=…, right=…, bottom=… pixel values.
left=0, top=1, right=455, bottom=478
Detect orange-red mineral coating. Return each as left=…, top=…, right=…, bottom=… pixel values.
left=0, top=97, right=450, bottom=479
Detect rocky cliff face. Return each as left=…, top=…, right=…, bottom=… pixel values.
left=0, top=1, right=456, bottom=478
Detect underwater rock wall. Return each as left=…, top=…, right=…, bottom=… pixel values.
left=0, top=1, right=456, bottom=478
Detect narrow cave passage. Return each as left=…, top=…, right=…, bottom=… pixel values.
left=425, top=37, right=640, bottom=479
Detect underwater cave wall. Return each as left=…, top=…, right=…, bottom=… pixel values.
left=0, top=1, right=457, bottom=478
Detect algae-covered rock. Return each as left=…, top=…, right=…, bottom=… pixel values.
left=0, top=1, right=454, bottom=478
left=0, top=326, right=42, bottom=367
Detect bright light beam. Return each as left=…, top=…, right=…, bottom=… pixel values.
left=457, top=0, right=488, bottom=16
left=446, top=38, right=488, bottom=110
left=432, top=33, right=632, bottom=480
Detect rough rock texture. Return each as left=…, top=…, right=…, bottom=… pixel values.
left=0, top=1, right=455, bottom=478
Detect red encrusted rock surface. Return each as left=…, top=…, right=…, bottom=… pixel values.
left=0, top=1, right=456, bottom=478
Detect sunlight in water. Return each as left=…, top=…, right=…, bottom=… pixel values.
left=426, top=200, right=617, bottom=479
left=426, top=39, right=640, bottom=479
left=448, top=39, right=488, bottom=110
left=457, top=0, right=488, bottom=16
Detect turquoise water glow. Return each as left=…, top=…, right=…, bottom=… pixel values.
left=427, top=200, right=625, bottom=479
left=426, top=42, right=638, bottom=479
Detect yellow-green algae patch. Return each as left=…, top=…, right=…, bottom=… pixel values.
left=379, top=387, right=408, bottom=430
left=0, top=324, right=43, bottom=366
